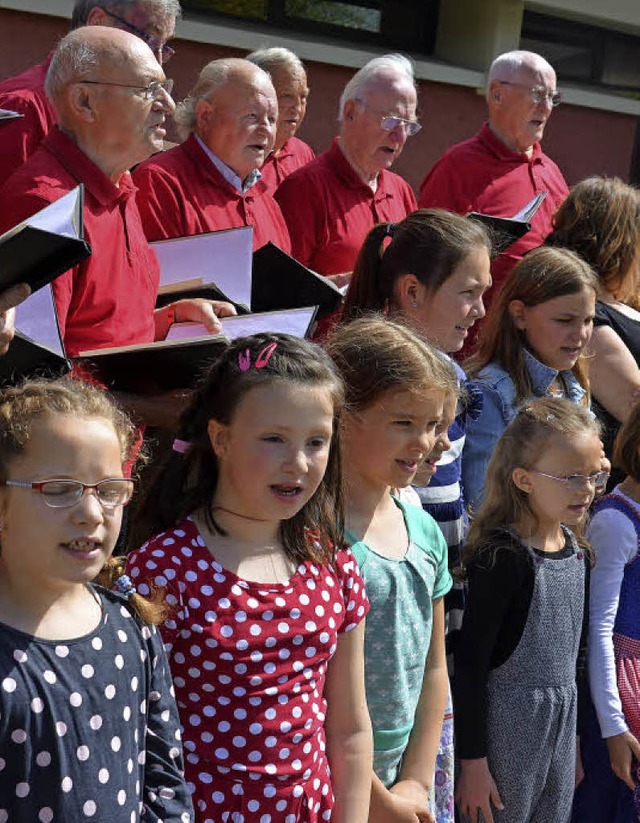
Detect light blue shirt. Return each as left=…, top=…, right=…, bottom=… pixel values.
left=462, top=349, right=588, bottom=512
left=195, top=135, right=261, bottom=194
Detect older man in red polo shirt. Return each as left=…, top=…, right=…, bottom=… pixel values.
left=0, top=26, right=232, bottom=424
left=132, top=58, right=290, bottom=252
left=418, top=50, right=569, bottom=354
left=246, top=47, right=314, bottom=193
left=274, top=54, right=418, bottom=284
left=0, top=0, right=181, bottom=189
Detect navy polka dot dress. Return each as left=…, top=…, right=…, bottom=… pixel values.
left=0, top=586, right=194, bottom=821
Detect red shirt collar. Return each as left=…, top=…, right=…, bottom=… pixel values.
left=327, top=137, right=394, bottom=198
left=43, top=127, right=135, bottom=205
left=478, top=122, right=543, bottom=164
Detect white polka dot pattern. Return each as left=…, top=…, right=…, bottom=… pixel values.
left=0, top=587, right=194, bottom=820
left=126, top=519, right=369, bottom=821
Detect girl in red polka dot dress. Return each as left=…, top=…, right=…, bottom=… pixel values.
left=127, top=334, right=373, bottom=823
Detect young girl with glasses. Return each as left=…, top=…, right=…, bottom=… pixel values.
left=0, top=377, right=193, bottom=821
left=455, top=397, right=605, bottom=823
left=126, top=333, right=372, bottom=822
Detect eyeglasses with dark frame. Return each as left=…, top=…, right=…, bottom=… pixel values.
left=355, top=100, right=422, bottom=137
left=98, top=6, right=175, bottom=63
left=530, top=469, right=609, bottom=493
left=498, top=80, right=562, bottom=107
left=0, top=478, right=136, bottom=509
left=77, top=78, right=174, bottom=102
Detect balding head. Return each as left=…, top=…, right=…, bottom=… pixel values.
left=486, top=50, right=559, bottom=155
left=45, top=27, right=174, bottom=181
left=175, top=58, right=278, bottom=181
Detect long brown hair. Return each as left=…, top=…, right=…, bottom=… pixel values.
left=547, top=176, right=640, bottom=303
left=463, top=397, right=599, bottom=569
left=466, top=246, right=598, bottom=403
left=142, top=333, right=345, bottom=565
left=342, top=209, right=491, bottom=321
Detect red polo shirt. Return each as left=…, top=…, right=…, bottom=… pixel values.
left=418, top=123, right=569, bottom=309
left=274, top=137, right=417, bottom=275
left=0, top=56, right=56, bottom=189
left=132, top=134, right=291, bottom=253
left=259, top=135, right=315, bottom=193
left=0, top=128, right=159, bottom=357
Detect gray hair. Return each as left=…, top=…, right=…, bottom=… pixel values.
left=487, top=50, right=555, bottom=99
left=246, top=47, right=305, bottom=78
left=71, top=0, right=182, bottom=29
left=338, top=53, right=415, bottom=120
left=174, top=58, right=272, bottom=140
left=44, top=34, right=100, bottom=103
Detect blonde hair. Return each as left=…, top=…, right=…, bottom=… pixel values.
left=463, top=397, right=599, bottom=568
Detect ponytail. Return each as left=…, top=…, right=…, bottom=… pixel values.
left=342, top=222, right=394, bottom=321
left=95, top=556, right=168, bottom=625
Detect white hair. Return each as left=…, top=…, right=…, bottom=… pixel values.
left=246, top=47, right=305, bottom=78
left=44, top=33, right=101, bottom=103
left=338, top=53, right=415, bottom=120
left=71, top=0, right=181, bottom=29
left=487, top=50, right=555, bottom=99
left=174, top=58, right=272, bottom=141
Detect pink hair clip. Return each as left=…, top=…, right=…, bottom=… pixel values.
left=237, top=342, right=278, bottom=371
left=172, top=438, right=191, bottom=454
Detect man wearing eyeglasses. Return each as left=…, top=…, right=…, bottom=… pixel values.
left=418, top=50, right=569, bottom=356
left=274, top=54, right=418, bottom=287
left=0, top=27, right=234, bottom=427
left=0, top=0, right=180, bottom=190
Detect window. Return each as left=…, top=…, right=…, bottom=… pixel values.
left=521, top=11, right=640, bottom=96
left=182, top=0, right=440, bottom=54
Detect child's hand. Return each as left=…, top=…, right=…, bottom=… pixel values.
left=606, top=731, right=640, bottom=791
left=456, top=757, right=504, bottom=823
left=369, top=785, right=433, bottom=823
left=390, top=779, right=434, bottom=822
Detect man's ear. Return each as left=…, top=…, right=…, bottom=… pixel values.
left=207, top=419, right=229, bottom=459
left=85, top=7, right=110, bottom=26
left=342, top=98, right=359, bottom=122
left=508, top=299, right=527, bottom=331
left=195, top=99, right=213, bottom=134
left=512, top=467, right=533, bottom=494
left=67, top=83, right=98, bottom=123
left=489, top=79, right=504, bottom=106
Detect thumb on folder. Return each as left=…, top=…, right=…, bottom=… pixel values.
left=0, top=282, right=30, bottom=355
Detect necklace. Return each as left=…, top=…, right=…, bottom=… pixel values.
left=212, top=505, right=272, bottom=523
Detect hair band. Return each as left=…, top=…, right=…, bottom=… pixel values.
left=386, top=222, right=397, bottom=238
left=172, top=438, right=191, bottom=454
left=114, top=574, right=137, bottom=600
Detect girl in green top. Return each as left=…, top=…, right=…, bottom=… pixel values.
left=327, top=316, right=458, bottom=823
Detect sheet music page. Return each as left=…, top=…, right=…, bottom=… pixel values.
left=15, top=285, right=64, bottom=355
left=152, top=225, right=253, bottom=308
left=165, top=306, right=317, bottom=342
left=511, top=191, right=548, bottom=222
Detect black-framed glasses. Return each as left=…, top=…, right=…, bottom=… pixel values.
left=355, top=100, right=422, bottom=137
left=498, top=81, right=562, bottom=107
left=0, top=478, right=135, bottom=509
left=99, top=7, right=175, bottom=63
left=77, top=78, right=174, bottom=102
left=530, top=469, right=609, bottom=492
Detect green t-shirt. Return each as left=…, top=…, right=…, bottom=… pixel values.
left=348, top=496, right=452, bottom=787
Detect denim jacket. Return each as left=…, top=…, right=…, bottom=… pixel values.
left=462, top=349, right=588, bottom=512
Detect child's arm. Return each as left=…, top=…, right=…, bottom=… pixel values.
left=141, top=624, right=195, bottom=821
left=391, top=596, right=448, bottom=805
left=324, top=619, right=373, bottom=823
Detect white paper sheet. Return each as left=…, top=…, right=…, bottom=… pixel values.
left=152, top=225, right=253, bottom=308
left=166, top=306, right=317, bottom=342
left=15, top=284, right=65, bottom=355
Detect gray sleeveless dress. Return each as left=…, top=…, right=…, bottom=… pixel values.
left=486, top=531, right=585, bottom=823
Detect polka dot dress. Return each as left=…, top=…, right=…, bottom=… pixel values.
left=0, top=586, right=194, bottom=822
left=126, top=519, right=369, bottom=822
